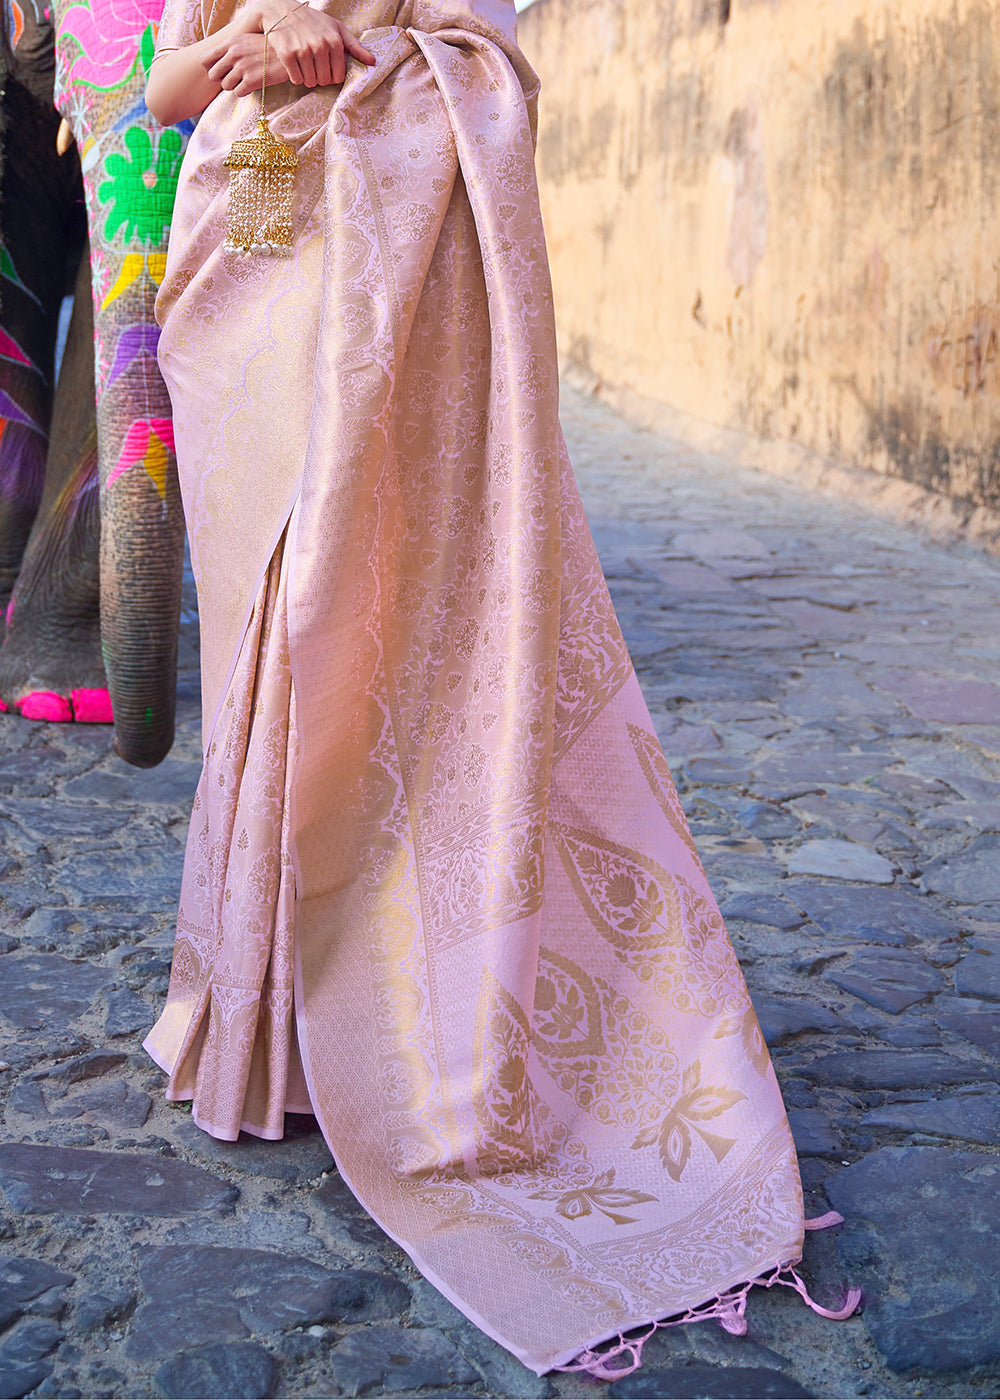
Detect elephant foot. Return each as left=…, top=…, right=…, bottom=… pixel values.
left=0, top=423, right=108, bottom=723
left=0, top=686, right=112, bottom=722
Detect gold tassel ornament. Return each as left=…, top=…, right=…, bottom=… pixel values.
left=224, top=28, right=297, bottom=255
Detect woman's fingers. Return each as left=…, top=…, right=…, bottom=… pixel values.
left=206, top=35, right=292, bottom=94
left=342, top=31, right=377, bottom=67
left=201, top=13, right=375, bottom=95
left=312, top=44, right=334, bottom=88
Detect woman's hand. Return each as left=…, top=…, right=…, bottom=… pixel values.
left=147, top=2, right=376, bottom=124
left=206, top=7, right=376, bottom=94
left=204, top=33, right=292, bottom=96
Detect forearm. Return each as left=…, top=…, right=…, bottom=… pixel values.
left=145, top=0, right=302, bottom=125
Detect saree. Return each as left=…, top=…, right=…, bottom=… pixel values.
left=145, top=0, right=852, bottom=1375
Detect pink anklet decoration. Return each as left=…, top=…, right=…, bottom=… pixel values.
left=0, top=698, right=7, bottom=713
left=556, top=1214, right=861, bottom=1382
left=71, top=688, right=113, bottom=723
left=19, top=691, right=73, bottom=722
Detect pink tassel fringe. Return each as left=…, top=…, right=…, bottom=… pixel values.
left=557, top=1214, right=861, bottom=1382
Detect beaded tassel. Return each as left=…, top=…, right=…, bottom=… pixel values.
left=223, top=30, right=297, bottom=255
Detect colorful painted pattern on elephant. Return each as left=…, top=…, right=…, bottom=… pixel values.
left=0, top=247, right=48, bottom=521
left=53, top=0, right=188, bottom=500
left=5, top=0, right=54, bottom=62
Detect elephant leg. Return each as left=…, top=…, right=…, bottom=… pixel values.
left=97, top=324, right=185, bottom=763
left=50, top=0, right=190, bottom=764
left=0, top=246, right=107, bottom=720
left=0, top=62, right=79, bottom=605
left=88, top=140, right=187, bottom=765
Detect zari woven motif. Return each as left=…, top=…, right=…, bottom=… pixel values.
left=145, top=0, right=852, bottom=1378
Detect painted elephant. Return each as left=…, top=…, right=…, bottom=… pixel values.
left=0, top=0, right=188, bottom=766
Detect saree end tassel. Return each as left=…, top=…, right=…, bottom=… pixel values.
left=554, top=1260, right=862, bottom=1380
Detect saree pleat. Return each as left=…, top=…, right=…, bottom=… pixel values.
left=146, top=0, right=813, bottom=1374
left=145, top=524, right=311, bottom=1138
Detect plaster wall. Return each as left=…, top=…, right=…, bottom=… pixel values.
left=519, top=0, right=1000, bottom=513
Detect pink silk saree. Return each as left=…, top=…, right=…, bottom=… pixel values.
left=145, top=0, right=843, bottom=1375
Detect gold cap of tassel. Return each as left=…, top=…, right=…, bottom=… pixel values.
left=223, top=29, right=298, bottom=256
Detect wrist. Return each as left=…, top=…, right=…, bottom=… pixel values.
left=249, top=0, right=305, bottom=30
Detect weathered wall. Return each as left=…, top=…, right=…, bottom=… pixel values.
left=520, top=0, right=1000, bottom=516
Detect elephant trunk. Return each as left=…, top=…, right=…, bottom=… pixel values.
left=99, top=375, right=185, bottom=768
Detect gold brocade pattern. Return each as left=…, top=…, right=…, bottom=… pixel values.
left=146, top=0, right=807, bottom=1376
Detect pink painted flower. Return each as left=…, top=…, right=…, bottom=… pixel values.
left=58, top=0, right=163, bottom=91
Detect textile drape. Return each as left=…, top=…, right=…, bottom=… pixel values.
left=145, top=0, right=808, bottom=1373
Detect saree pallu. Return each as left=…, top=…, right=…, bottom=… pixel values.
left=145, top=0, right=814, bottom=1374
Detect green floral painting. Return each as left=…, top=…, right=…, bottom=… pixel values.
left=99, top=126, right=183, bottom=246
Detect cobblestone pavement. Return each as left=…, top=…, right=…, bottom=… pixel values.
left=0, top=383, right=998, bottom=1400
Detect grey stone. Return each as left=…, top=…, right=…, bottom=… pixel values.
left=273, top=1331, right=328, bottom=1364
left=875, top=772, right=956, bottom=804
left=922, top=835, right=1000, bottom=903
left=105, top=988, right=153, bottom=1038
left=787, top=840, right=894, bottom=884
left=31, top=1124, right=109, bottom=1148
left=1, top=1081, right=45, bottom=1119
left=935, top=1009, right=1000, bottom=1057
left=47, top=1079, right=152, bottom=1128
left=0, top=1258, right=74, bottom=1329
left=0, top=953, right=112, bottom=1029
left=734, top=802, right=801, bottom=839
left=783, top=884, right=954, bottom=946
left=408, top=1277, right=470, bottom=1332
left=873, top=670, right=1000, bottom=724
left=0, top=748, right=64, bottom=791
left=609, top=1366, right=813, bottom=1399
left=155, top=1342, right=277, bottom=1400
left=323, top=1325, right=479, bottom=1398
left=752, top=754, right=892, bottom=789
left=719, top=893, right=805, bottom=929
left=71, top=1289, right=135, bottom=1335
left=673, top=527, right=769, bottom=558
left=0, top=1144, right=237, bottom=1217
left=804, top=1050, right=983, bottom=1089
left=61, top=758, right=201, bottom=808
left=0, top=1033, right=91, bottom=1077
left=0, top=1319, right=63, bottom=1399
left=702, top=851, right=785, bottom=884
left=172, top=1113, right=334, bottom=1185
left=860, top=1092, right=1000, bottom=1145
left=687, top=757, right=755, bottom=787
left=128, top=1245, right=410, bottom=1360
left=18, top=1286, right=67, bottom=1320
left=128, top=1303, right=250, bottom=1361
left=56, top=847, right=183, bottom=911
left=455, top=1325, right=556, bottom=1398
left=880, top=1019, right=942, bottom=1047
left=19, top=908, right=148, bottom=957
left=931, top=800, right=1000, bottom=831
left=786, top=1108, right=843, bottom=1156
left=315, top=1170, right=395, bottom=1249
left=637, top=1319, right=796, bottom=1377
left=954, top=939, right=1000, bottom=1001
left=43, top=1050, right=127, bottom=1084
left=826, top=948, right=943, bottom=1014
left=781, top=671, right=897, bottom=721
left=826, top=1147, right=1000, bottom=1371
left=3, top=800, right=131, bottom=840
left=752, top=996, right=843, bottom=1045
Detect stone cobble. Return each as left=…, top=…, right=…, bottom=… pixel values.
left=0, top=383, right=997, bottom=1399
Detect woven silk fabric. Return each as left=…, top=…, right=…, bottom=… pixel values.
left=144, top=0, right=806, bottom=1373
